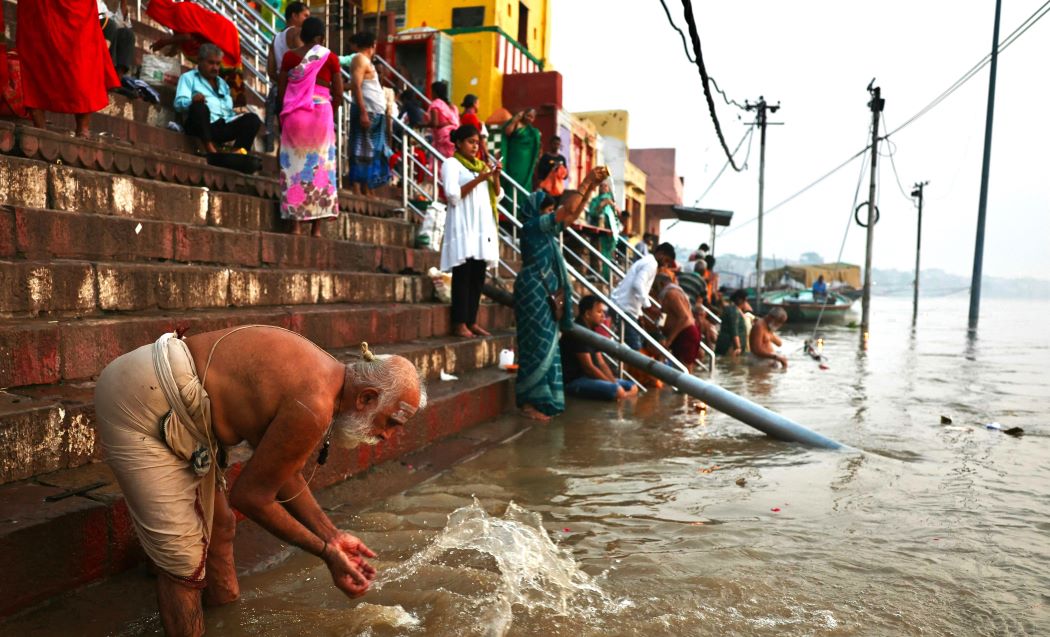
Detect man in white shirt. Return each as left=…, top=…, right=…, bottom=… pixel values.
left=610, top=250, right=658, bottom=350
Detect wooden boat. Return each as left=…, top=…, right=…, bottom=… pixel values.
left=761, top=289, right=856, bottom=322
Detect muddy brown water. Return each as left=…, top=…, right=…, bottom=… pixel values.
left=5, top=297, right=1049, bottom=636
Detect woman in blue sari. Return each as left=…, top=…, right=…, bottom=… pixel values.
left=514, top=166, right=609, bottom=421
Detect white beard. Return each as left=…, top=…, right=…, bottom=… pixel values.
left=333, top=409, right=381, bottom=448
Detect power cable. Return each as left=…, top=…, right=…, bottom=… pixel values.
left=719, top=0, right=1050, bottom=239
left=679, top=0, right=746, bottom=172
left=657, top=0, right=695, bottom=63
left=886, top=0, right=1050, bottom=137
left=709, top=76, right=748, bottom=111
left=696, top=127, right=754, bottom=204
left=880, top=117, right=916, bottom=204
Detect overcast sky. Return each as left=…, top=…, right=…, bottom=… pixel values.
left=550, top=0, right=1049, bottom=280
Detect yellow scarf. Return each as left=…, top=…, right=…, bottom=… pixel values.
left=454, top=151, right=499, bottom=220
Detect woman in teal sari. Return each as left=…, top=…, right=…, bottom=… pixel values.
left=585, top=181, right=621, bottom=279
left=514, top=166, right=609, bottom=421
left=501, top=109, right=541, bottom=205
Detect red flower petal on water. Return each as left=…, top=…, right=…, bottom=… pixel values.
left=771, top=507, right=781, bottom=512
left=563, top=528, right=571, bottom=532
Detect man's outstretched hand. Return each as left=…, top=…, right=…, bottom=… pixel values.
left=323, top=532, right=378, bottom=598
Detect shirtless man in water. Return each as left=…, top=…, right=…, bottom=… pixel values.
left=749, top=307, right=789, bottom=368
left=94, top=326, right=426, bottom=636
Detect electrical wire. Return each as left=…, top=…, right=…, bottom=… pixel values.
left=880, top=117, right=916, bottom=204
left=696, top=127, right=754, bottom=204
left=709, top=75, right=748, bottom=111
left=679, top=0, right=747, bottom=172
left=719, top=0, right=1050, bottom=238
left=886, top=0, right=1050, bottom=138
left=657, top=0, right=695, bottom=63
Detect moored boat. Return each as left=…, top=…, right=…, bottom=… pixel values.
left=761, top=289, right=856, bottom=322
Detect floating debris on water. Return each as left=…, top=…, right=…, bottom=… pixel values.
left=940, top=415, right=953, bottom=424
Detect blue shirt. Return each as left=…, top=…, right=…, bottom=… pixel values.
left=174, top=69, right=234, bottom=123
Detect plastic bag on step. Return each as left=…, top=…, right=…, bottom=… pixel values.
left=140, top=54, right=181, bottom=87
left=429, top=267, right=452, bottom=304
left=416, top=201, right=446, bottom=251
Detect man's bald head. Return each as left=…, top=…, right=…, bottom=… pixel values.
left=334, top=354, right=427, bottom=447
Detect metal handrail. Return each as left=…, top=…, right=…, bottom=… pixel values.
left=374, top=55, right=431, bottom=107
left=181, top=0, right=708, bottom=375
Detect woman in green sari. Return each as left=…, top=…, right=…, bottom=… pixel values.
left=500, top=108, right=542, bottom=207
left=514, top=166, right=609, bottom=421
left=585, top=181, right=621, bottom=279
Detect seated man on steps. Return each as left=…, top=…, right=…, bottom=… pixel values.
left=174, top=44, right=261, bottom=154
left=95, top=327, right=426, bottom=637
left=560, top=295, right=639, bottom=402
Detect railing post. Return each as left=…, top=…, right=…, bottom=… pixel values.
left=431, top=156, right=438, bottom=200
left=618, top=319, right=626, bottom=379
left=401, top=133, right=409, bottom=219
left=511, top=188, right=518, bottom=244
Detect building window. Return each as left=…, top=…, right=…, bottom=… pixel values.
left=517, top=2, right=529, bottom=48
left=452, top=6, right=485, bottom=28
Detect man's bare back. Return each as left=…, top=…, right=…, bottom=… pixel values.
left=749, top=312, right=788, bottom=368
left=185, top=325, right=342, bottom=448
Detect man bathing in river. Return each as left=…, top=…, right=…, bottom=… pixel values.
left=749, top=307, right=789, bottom=368
left=94, top=326, right=426, bottom=636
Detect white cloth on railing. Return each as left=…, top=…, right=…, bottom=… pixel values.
left=611, top=253, right=657, bottom=318
left=439, top=157, right=498, bottom=271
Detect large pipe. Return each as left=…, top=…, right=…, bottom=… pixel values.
left=565, top=324, right=850, bottom=450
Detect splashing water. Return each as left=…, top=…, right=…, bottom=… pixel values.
left=375, top=499, right=627, bottom=636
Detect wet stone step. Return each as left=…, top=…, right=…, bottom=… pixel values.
left=0, top=302, right=515, bottom=387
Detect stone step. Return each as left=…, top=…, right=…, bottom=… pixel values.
left=0, top=259, right=435, bottom=317
left=0, top=362, right=518, bottom=617
left=0, top=330, right=516, bottom=485
left=0, top=301, right=515, bottom=388
left=6, top=207, right=440, bottom=272
left=0, top=156, right=413, bottom=244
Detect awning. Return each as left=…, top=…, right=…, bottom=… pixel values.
left=671, top=205, right=734, bottom=227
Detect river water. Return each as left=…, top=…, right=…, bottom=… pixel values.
left=12, top=296, right=1050, bottom=635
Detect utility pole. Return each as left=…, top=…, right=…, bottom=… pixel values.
left=860, top=81, right=884, bottom=341
left=968, top=0, right=1002, bottom=330
left=911, top=181, right=929, bottom=323
left=745, top=97, right=780, bottom=315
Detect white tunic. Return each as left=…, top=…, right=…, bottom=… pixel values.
left=439, top=157, right=499, bottom=271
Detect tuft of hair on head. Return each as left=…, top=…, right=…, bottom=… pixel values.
left=198, top=43, right=223, bottom=63
left=349, top=354, right=426, bottom=413
left=699, top=243, right=710, bottom=251
left=299, top=17, right=325, bottom=44
left=704, top=254, right=716, bottom=269
left=351, top=31, right=377, bottom=49
left=730, top=288, right=748, bottom=304
left=284, top=1, right=308, bottom=22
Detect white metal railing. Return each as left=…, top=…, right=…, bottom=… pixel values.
left=162, top=1, right=713, bottom=373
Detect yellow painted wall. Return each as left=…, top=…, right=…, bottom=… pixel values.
left=449, top=31, right=503, bottom=118
left=406, top=0, right=550, bottom=61
left=575, top=110, right=629, bottom=144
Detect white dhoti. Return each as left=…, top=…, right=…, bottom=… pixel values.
left=95, top=333, right=220, bottom=587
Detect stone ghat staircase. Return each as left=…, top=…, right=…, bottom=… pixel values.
left=0, top=11, right=521, bottom=619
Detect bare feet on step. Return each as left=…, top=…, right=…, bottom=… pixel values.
left=453, top=324, right=475, bottom=338
left=470, top=324, right=491, bottom=337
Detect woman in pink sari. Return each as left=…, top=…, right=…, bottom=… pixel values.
left=278, top=17, right=343, bottom=236
left=426, top=80, right=459, bottom=158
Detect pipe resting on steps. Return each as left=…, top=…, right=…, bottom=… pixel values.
left=484, top=284, right=850, bottom=450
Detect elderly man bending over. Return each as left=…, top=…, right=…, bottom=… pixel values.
left=174, top=43, right=261, bottom=154
left=94, top=326, right=426, bottom=637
